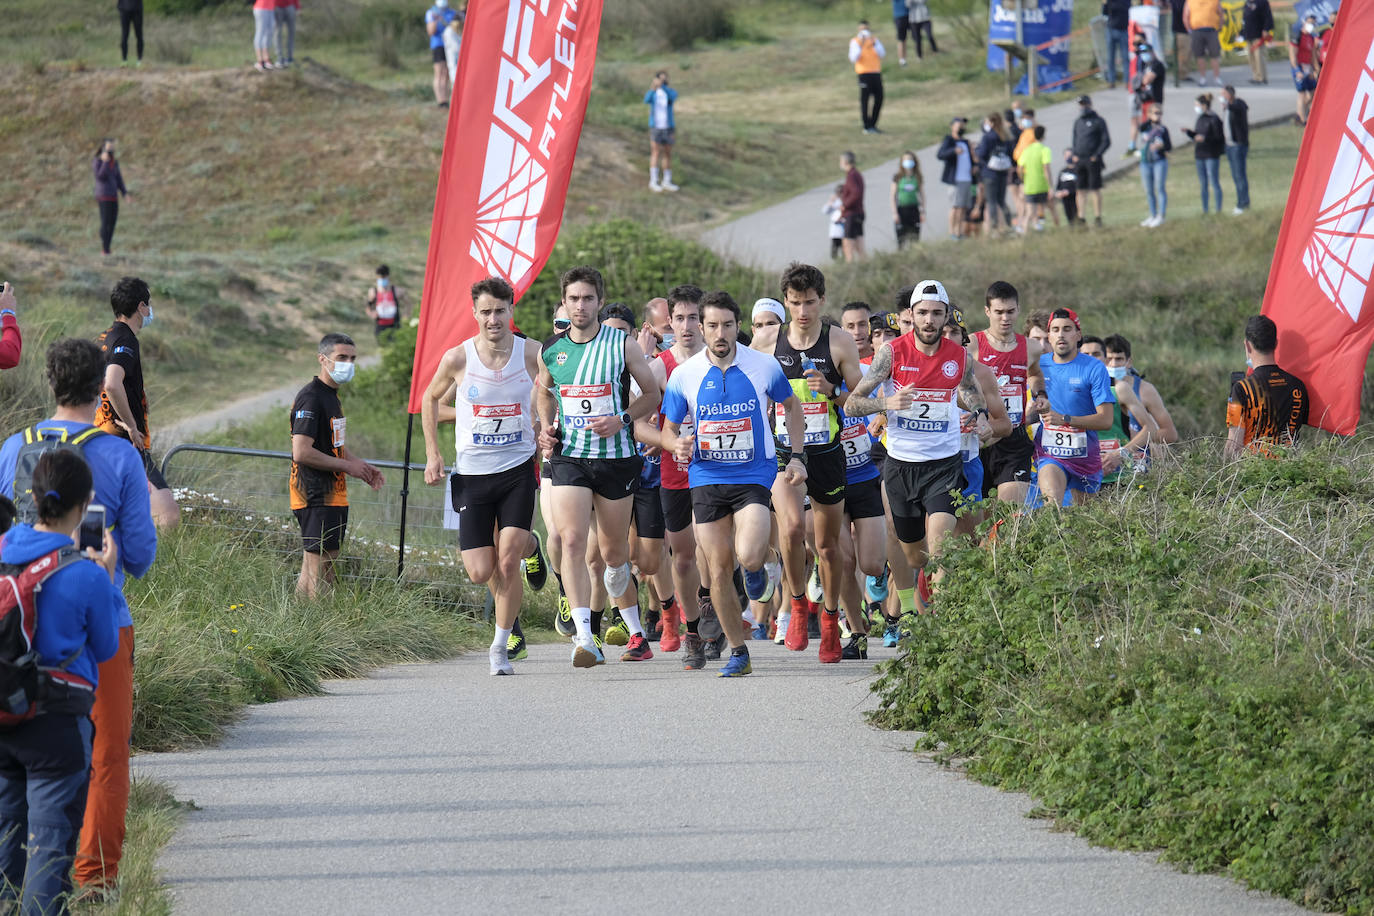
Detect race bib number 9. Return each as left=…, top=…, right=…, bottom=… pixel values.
left=471, top=403, right=522, bottom=446
left=893, top=389, right=953, bottom=433
left=560, top=384, right=615, bottom=429
left=1043, top=423, right=1089, bottom=458
left=999, top=383, right=1024, bottom=425
left=698, top=417, right=754, bottom=463
left=840, top=419, right=873, bottom=469
left=775, top=400, right=832, bottom=447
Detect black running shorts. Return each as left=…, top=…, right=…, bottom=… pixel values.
left=452, top=458, right=538, bottom=551
left=294, top=505, right=348, bottom=555
left=548, top=455, right=642, bottom=501
left=881, top=453, right=964, bottom=543
left=633, top=486, right=666, bottom=539
left=692, top=483, right=771, bottom=525
left=659, top=486, right=693, bottom=534
left=844, top=476, right=885, bottom=520
left=778, top=445, right=846, bottom=506
left=980, top=433, right=1034, bottom=497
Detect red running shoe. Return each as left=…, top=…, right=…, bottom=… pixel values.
left=785, top=597, right=809, bottom=651
left=917, top=568, right=932, bottom=610
left=660, top=600, right=682, bottom=652
left=621, top=634, right=654, bottom=661
left=818, top=610, right=841, bottom=663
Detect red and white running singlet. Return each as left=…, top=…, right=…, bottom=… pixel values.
left=973, top=331, right=1029, bottom=428
left=884, top=335, right=965, bottom=463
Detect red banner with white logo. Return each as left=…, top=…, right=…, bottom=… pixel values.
left=1261, top=2, right=1374, bottom=434
left=408, top=0, right=604, bottom=412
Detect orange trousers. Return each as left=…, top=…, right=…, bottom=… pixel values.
left=74, top=625, right=133, bottom=888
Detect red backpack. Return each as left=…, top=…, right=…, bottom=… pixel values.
left=0, top=545, right=94, bottom=728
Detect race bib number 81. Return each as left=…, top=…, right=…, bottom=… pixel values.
left=1042, top=423, right=1089, bottom=458
left=560, top=384, right=614, bottom=429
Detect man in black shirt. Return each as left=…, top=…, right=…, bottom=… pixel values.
left=1226, top=315, right=1308, bottom=458
left=94, top=276, right=179, bottom=529
left=1129, top=40, right=1167, bottom=151
left=1222, top=85, right=1251, bottom=214
left=1069, top=95, right=1111, bottom=226
left=289, top=332, right=385, bottom=597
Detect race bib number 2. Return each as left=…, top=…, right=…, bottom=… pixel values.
left=560, top=384, right=614, bottom=429
left=698, top=417, right=754, bottom=463
left=1043, top=423, right=1089, bottom=458
left=471, top=403, right=522, bottom=446
left=893, top=390, right=952, bottom=433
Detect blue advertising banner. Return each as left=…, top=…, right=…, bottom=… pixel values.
left=1293, top=0, right=1341, bottom=29
left=987, top=0, right=1075, bottom=71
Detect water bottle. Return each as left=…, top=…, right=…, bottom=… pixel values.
left=800, top=356, right=817, bottom=400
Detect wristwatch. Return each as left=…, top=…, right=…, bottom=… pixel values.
left=0, top=309, right=14, bottom=319
left=620, top=411, right=632, bottom=428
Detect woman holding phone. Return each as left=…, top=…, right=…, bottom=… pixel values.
left=92, top=139, right=130, bottom=256
left=0, top=450, right=120, bottom=916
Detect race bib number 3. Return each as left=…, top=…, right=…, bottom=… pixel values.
left=560, top=384, right=615, bottom=429
left=1043, top=423, right=1089, bottom=458
left=894, top=390, right=953, bottom=433
left=840, top=420, right=873, bottom=469
left=999, top=383, right=1024, bottom=425
left=471, top=403, right=523, bottom=446
left=775, top=401, right=832, bottom=447
left=698, top=417, right=754, bottom=463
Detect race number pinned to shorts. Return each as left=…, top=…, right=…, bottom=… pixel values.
left=560, top=384, right=614, bottom=429
left=839, top=418, right=873, bottom=469
left=1042, top=424, right=1089, bottom=458
left=999, top=383, right=1024, bottom=425
left=471, top=403, right=523, bottom=446
left=698, top=417, right=754, bottom=463
left=775, top=400, right=832, bottom=447
left=330, top=416, right=346, bottom=449
left=893, top=389, right=953, bottom=433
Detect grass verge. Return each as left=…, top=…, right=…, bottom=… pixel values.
left=868, top=441, right=1374, bottom=914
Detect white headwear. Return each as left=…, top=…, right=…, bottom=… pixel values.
left=751, top=298, right=786, bottom=323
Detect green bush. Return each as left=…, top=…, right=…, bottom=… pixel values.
left=869, top=441, right=1374, bottom=914
left=602, top=0, right=736, bottom=51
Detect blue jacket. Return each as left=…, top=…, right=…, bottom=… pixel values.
left=0, top=525, right=120, bottom=688
left=643, top=86, right=677, bottom=128
left=0, top=420, right=157, bottom=629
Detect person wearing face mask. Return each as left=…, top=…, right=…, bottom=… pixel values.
left=425, top=0, right=458, bottom=107
left=1225, top=315, right=1309, bottom=458
left=289, top=332, right=385, bottom=598
left=1241, top=0, right=1273, bottom=84
left=1182, top=93, right=1226, bottom=214
left=937, top=118, right=977, bottom=239
left=977, top=113, right=1014, bottom=236
left=94, top=276, right=179, bottom=531
left=1138, top=102, right=1172, bottom=228
left=1288, top=15, right=1320, bottom=126
left=1221, top=85, right=1250, bottom=215
left=1079, top=335, right=1159, bottom=485
left=365, top=264, right=407, bottom=343
left=848, top=20, right=886, bottom=133
left=1128, top=41, right=1166, bottom=153
left=890, top=151, right=925, bottom=247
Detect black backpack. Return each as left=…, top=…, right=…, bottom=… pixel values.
left=0, top=546, right=93, bottom=728
left=10, top=424, right=106, bottom=525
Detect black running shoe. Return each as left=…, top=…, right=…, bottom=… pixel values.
left=807, top=611, right=821, bottom=639
left=841, top=634, right=868, bottom=660
left=523, top=531, right=548, bottom=591
left=682, top=633, right=706, bottom=670
left=705, top=634, right=726, bottom=660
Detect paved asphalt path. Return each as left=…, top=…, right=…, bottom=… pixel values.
left=134, top=640, right=1302, bottom=915
left=701, top=64, right=1296, bottom=271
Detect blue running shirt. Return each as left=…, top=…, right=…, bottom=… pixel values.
left=1036, top=351, right=1116, bottom=474
left=661, top=346, right=795, bottom=489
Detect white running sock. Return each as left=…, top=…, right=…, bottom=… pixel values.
left=573, top=606, right=593, bottom=641
left=493, top=626, right=512, bottom=650
left=620, top=604, right=644, bottom=637
left=649, top=167, right=660, bottom=183
left=663, top=169, right=673, bottom=184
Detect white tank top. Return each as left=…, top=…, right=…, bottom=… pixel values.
left=453, top=336, right=536, bottom=475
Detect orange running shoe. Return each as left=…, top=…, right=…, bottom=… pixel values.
left=660, top=600, right=682, bottom=652
left=784, top=597, right=809, bottom=651
left=818, top=609, right=841, bottom=663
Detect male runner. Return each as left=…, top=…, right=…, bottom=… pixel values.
left=1103, top=334, right=1178, bottom=449
left=751, top=264, right=864, bottom=663
left=845, top=280, right=991, bottom=613
left=945, top=307, right=1013, bottom=537
left=1030, top=308, right=1116, bottom=506
left=661, top=291, right=806, bottom=677
left=420, top=277, right=541, bottom=676
left=841, top=300, right=874, bottom=363
left=1087, top=334, right=1165, bottom=484
left=536, top=266, right=661, bottom=668
left=971, top=281, right=1045, bottom=504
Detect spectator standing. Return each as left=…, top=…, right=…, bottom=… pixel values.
left=906, top=0, right=939, bottom=59
left=1016, top=125, right=1054, bottom=231
left=1138, top=102, right=1172, bottom=227
left=1183, top=0, right=1224, bottom=87
left=1053, top=149, right=1078, bottom=226
left=977, top=113, right=1014, bottom=236
left=823, top=184, right=845, bottom=259
left=1011, top=107, right=1038, bottom=229
left=849, top=21, right=886, bottom=134
left=1170, top=0, right=1192, bottom=85
left=892, top=0, right=910, bottom=65
left=93, top=276, right=180, bottom=530
left=425, top=0, right=457, bottom=107
left=1288, top=15, right=1319, bottom=126
left=0, top=283, right=20, bottom=371
left=0, top=451, right=120, bottom=916
left=1070, top=94, right=1111, bottom=227
left=117, top=0, right=143, bottom=67
left=365, top=265, right=406, bottom=342
left=442, top=13, right=462, bottom=87
left=644, top=71, right=679, bottom=192
left=1226, top=315, right=1308, bottom=458
left=1103, top=0, right=1132, bottom=87
left=0, top=338, right=158, bottom=900
left=252, top=0, right=276, bottom=72
left=1183, top=93, right=1225, bottom=213
left=1242, top=0, right=1273, bottom=84
left=890, top=151, right=925, bottom=247
left=938, top=117, right=976, bottom=239
left=289, top=333, right=384, bottom=598
left=93, top=139, right=130, bottom=257
left=1222, top=85, right=1249, bottom=214
left=839, top=151, right=866, bottom=261
left=274, top=0, right=298, bottom=68
left=1129, top=40, right=1167, bottom=151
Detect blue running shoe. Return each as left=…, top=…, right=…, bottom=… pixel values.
left=743, top=566, right=768, bottom=602
left=882, top=623, right=900, bottom=648
left=572, top=636, right=605, bottom=668
left=752, top=621, right=769, bottom=640
left=865, top=564, right=891, bottom=602
left=718, top=650, right=752, bottom=677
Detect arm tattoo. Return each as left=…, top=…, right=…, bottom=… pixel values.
left=958, top=358, right=986, bottom=412
left=844, top=344, right=892, bottom=417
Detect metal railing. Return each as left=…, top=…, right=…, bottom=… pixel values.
left=160, top=444, right=489, bottom=613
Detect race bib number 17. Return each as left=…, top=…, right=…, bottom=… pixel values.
left=698, top=417, right=754, bottom=463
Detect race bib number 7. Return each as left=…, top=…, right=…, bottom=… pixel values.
left=471, top=403, right=523, bottom=446
left=698, top=417, right=754, bottom=463
left=560, top=384, right=614, bottom=429
left=1042, top=423, right=1089, bottom=458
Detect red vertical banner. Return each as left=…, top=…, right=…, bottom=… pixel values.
left=1261, top=2, right=1374, bottom=434
left=408, top=0, right=605, bottom=412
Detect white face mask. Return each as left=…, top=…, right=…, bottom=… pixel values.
left=1107, top=365, right=1128, bottom=380
left=902, top=158, right=916, bottom=169
left=982, top=121, right=993, bottom=132
left=1194, top=105, right=1205, bottom=115
left=142, top=306, right=154, bottom=328
left=859, top=29, right=871, bottom=39
left=329, top=359, right=356, bottom=385
left=1020, top=118, right=1032, bottom=129
left=1302, top=21, right=1315, bottom=33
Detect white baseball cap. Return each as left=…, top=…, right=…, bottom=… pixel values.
left=752, top=297, right=786, bottom=323
left=909, top=280, right=949, bottom=306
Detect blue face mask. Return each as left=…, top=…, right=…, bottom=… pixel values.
left=1107, top=365, right=1128, bottom=380
left=660, top=332, right=675, bottom=350
left=1020, top=118, right=1032, bottom=129
left=329, top=359, right=356, bottom=385
left=377, top=278, right=390, bottom=290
